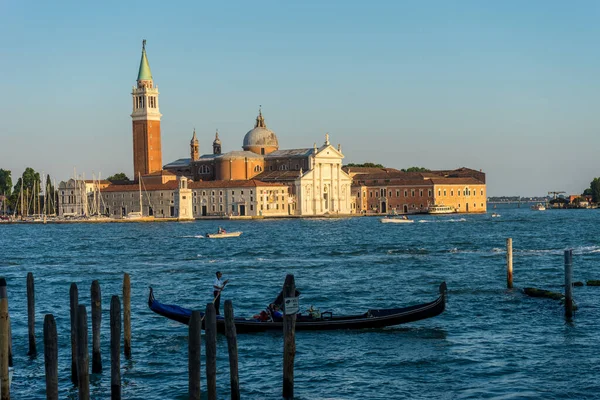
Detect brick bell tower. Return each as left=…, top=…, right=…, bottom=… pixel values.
left=131, top=40, right=162, bottom=179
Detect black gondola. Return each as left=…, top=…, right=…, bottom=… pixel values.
left=148, top=282, right=447, bottom=334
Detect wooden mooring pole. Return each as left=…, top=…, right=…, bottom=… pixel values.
left=110, top=295, right=121, bottom=400
left=69, top=283, right=78, bottom=385
left=43, top=314, right=58, bottom=400
left=205, top=303, right=217, bottom=400
left=506, top=238, right=513, bottom=289
left=565, top=249, right=574, bottom=319
left=189, top=310, right=201, bottom=400
left=282, top=274, right=297, bottom=400
left=91, top=280, right=102, bottom=373
left=27, top=272, right=36, bottom=355
left=224, top=300, right=240, bottom=400
left=0, top=278, right=10, bottom=400
left=76, top=305, right=90, bottom=400
left=123, top=273, right=132, bottom=359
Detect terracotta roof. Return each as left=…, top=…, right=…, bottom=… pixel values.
left=188, top=180, right=285, bottom=189
left=428, top=177, right=484, bottom=185
left=102, top=181, right=179, bottom=192
left=343, top=167, right=403, bottom=174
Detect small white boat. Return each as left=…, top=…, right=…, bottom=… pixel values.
left=428, top=205, right=457, bottom=214
left=491, top=213, right=500, bottom=218
left=380, top=217, right=414, bottom=224
left=206, top=231, right=243, bottom=238
left=531, top=203, right=546, bottom=211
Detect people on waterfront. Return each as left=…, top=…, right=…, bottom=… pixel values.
left=212, top=271, right=229, bottom=314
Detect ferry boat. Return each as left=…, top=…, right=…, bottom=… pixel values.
left=428, top=205, right=456, bottom=214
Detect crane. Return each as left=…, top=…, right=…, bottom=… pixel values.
left=548, top=191, right=566, bottom=199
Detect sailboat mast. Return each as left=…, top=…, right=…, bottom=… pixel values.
left=139, top=172, right=143, bottom=215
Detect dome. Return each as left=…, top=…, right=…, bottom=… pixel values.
left=243, top=127, right=278, bottom=148
left=242, top=109, right=279, bottom=152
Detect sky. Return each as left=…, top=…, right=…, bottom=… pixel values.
left=1, top=0, right=599, bottom=197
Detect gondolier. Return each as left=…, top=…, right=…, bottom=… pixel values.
left=212, top=271, right=229, bottom=315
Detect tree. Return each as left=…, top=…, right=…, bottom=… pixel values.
left=401, top=167, right=430, bottom=172
left=11, top=168, right=41, bottom=216
left=45, top=174, right=57, bottom=215
left=0, top=169, right=12, bottom=196
left=583, top=188, right=592, bottom=196
left=107, top=173, right=130, bottom=182
left=590, top=178, right=600, bottom=203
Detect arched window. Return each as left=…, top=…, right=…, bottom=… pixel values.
left=279, top=164, right=288, bottom=171
left=254, top=165, right=263, bottom=173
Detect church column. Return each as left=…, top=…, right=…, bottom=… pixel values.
left=319, top=163, right=323, bottom=213
left=312, top=158, right=317, bottom=215
left=337, top=163, right=342, bottom=212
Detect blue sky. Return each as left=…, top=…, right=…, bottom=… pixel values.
left=1, top=0, right=599, bottom=196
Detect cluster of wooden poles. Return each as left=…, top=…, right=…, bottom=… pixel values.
left=0, top=272, right=300, bottom=400
left=506, top=237, right=581, bottom=320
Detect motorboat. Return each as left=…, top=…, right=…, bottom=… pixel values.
left=428, top=205, right=457, bottom=214
left=380, top=216, right=414, bottom=224
left=491, top=213, right=500, bottom=218
left=530, top=203, right=546, bottom=211
left=148, top=282, right=447, bottom=333
left=205, top=231, right=242, bottom=238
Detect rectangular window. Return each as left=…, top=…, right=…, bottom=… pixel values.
left=232, top=191, right=235, bottom=195
left=241, top=191, right=244, bottom=195
left=219, top=205, right=223, bottom=212
left=420, top=190, right=423, bottom=197
left=251, top=197, right=253, bottom=202
left=411, top=190, right=415, bottom=197
left=250, top=205, right=254, bottom=211
left=444, top=190, right=446, bottom=196
left=404, top=190, right=408, bottom=197
left=396, top=190, right=400, bottom=197
left=428, top=189, right=432, bottom=197
left=451, top=190, right=454, bottom=196
left=202, top=191, right=206, bottom=196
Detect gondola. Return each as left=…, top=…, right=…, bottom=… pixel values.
left=148, top=282, right=447, bottom=333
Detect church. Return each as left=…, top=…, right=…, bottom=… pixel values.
left=134, top=41, right=354, bottom=217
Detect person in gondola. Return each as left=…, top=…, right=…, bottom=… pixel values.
left=212, top=271, right=229, bottom=315
left=268, top=303, right=283, bottom=319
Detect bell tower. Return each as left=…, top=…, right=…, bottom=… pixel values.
left=131, top=40, right=162, bottom=178
left=190, top=129, right=199, bottom=161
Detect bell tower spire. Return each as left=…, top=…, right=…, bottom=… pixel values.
left=190, top=128, right=199, bottom=161
left=131, top=40, right=162, bottom=178
left=213, top=129, right=222, bottom=155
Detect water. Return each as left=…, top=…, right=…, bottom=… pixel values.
left=1, top=205, right=600, bottom=399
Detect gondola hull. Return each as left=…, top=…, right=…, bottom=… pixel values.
left=148, top=283, right=447, bottom=334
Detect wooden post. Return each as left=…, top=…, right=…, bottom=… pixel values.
left=189, top=310, right=201, bottom=400
left=282, top=274, right=297, bottom=400
left=27, top=272, right=36, bottom=356
left=76, top=305, right=90, bottom=400
left=565, top=249, right=574, bottom=319
left=224, top=300, right=240, bottom=400
left=110, top=295, right=121, bottom=400
left=205, top=303, right=217, bottom=400
left=69, top=283, right=78, bottom=385
left=0, top=278, right=9, bottom=400
left=43, top=314, right=58, bottom=400
left=506, top=238, right=513, bottom=289
left=91, top=280, right=102, bottom=373
left=123, top=273, right=131, bottom=359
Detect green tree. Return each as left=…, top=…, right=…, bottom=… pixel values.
left=583, top=188, right=592, bottom=196
left=44, top=174, right=57, bottom=215
left=11, top=168, right=41, bottom=215
left=0, top=169, right=12, bottom=196
left=590, top=178, right=600, bottom=203
left=401, top=167, right=430, bottom=172
left=107, top=173, right=130, bottom=182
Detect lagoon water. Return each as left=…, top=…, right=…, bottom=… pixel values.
left=1, top=204, right=600, bottom=399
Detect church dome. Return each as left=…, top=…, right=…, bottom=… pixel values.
left=242, top=109, right=279, bottom=153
